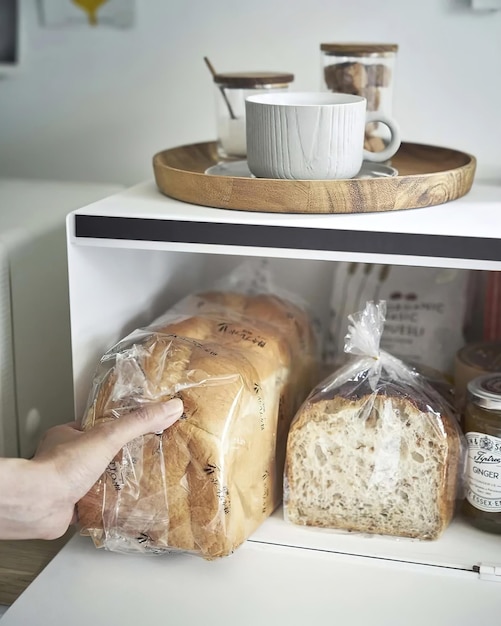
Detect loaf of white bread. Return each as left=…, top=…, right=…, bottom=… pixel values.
left=77, top=290, right=317, bottom=559
left=284, top=369, right=463, bottom=540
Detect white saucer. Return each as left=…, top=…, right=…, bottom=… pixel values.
left=205, top=160, right=398, bottom=179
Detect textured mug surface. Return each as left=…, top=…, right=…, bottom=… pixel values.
left=245, top=92, right=400, bottom=180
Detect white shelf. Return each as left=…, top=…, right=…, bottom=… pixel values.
left=68, top=181, right=501, bottom=270
left=249, top=507, right=498, bottom=573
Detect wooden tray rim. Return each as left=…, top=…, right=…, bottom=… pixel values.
left=153, top=141, right=477, bottom=214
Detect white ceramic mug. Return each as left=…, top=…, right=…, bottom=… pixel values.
left=245, top=92, right=401, bottom=180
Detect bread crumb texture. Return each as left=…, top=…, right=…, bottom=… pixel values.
left=285, top=387, right=462, bottom=540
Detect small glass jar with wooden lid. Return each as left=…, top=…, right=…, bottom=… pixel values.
left=462, top=373, right=501, bottom=534
left=320, top=43, right=398, bottom=154
left=211, top=71, right=294, bottom=160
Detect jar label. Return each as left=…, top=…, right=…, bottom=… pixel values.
left=465, top=431, right=501, bottom=513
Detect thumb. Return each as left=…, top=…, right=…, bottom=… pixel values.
left=95, top=397, right=185, bottom=447
left=55, top=398, right=184, bottom=501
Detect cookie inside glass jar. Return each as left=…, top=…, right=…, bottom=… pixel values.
left=320, top=43, right=398, bottom=156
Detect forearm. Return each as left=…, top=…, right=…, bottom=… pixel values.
left=0, top=458, right=70, bottom=540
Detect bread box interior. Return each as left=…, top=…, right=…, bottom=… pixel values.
left=65, top=181, right=501, bottom=580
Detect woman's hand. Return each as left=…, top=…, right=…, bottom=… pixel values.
left=0, top=398, right=183, bottom=541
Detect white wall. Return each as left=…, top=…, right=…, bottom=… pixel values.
left=0, top=0, right=500, bottom=185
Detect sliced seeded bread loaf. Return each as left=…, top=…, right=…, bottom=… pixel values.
left=284, top=375, right=463, bottom=540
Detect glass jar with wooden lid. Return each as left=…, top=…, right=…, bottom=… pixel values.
left=462, top=373, right=501, bottom=534
left=211, top=71, right=294, bottom=160
left=320, top=43, right=398, bottom=154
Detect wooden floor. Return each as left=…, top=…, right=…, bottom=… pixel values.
left=0, top=529, right=74, bottom=606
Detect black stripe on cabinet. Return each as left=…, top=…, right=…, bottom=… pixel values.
left=74, top=215, right=501, bottom=262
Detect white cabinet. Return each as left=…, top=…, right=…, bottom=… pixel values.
left=0, top=179, right=123, bottom=458
left=3, top=180, right=501, bottom=625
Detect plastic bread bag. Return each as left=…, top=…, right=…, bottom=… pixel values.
left=77, top=260, right=318, bottom=559
left=284, top=300, right=466, bottom=540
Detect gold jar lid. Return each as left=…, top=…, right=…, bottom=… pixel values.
left=320, top=43, right=398, bottom=57
left=213, top=71, right=294, bottom=88
left=468, top=373, right=501, bottom=411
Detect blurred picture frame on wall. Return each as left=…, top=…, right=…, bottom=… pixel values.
left=38, top=0, right=135, bottom=29
left=0, top=0, right=18, bottom=75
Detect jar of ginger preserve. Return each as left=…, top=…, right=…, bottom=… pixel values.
left=463, top=373, right=501, bottom=533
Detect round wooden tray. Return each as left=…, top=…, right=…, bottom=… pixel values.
left=153, top=141, right=476, bottom=214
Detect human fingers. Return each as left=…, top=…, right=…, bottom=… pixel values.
left=42, top=398, right=184, bottom=501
